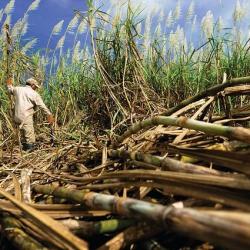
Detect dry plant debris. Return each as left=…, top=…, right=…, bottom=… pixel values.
left=1, top=77, right=250, bottom=250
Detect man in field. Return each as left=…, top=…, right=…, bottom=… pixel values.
left=7, top=77, right=54, bottom=151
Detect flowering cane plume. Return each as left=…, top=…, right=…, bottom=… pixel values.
left=21, top=38, right=38, bottom=54
left=11, top=15, right=29, bottom=40
left=112, top=0, right=125, bottom=27
left=174, top=0, right=181, bottom=21
left=169, top=30, right=176, bottom=50
left=112, top=11, right=121, bottom=27
left=172, top=25, right=187, bottom=54
left=77, top=20, right=87, bottom=34
left=155, top=23, right=162, bottom=38
left=56, top=35, right=66, bottom=49
left=11, top=18, right=23, bottom=38
left=217, top=16, right=224, bottom=33
left=177, top=26, right=187, bottom=51
left=169, top=25, right=186, bottom=57
left=201, top=10, right=214, bottom=39
left=233, top=0, right=245, bottom=23
left=158, top=9, right=165, bottom=23
left=166, top=10, right=174, bottom=28
left=52, top=20, right=64, bottom=35
left=20, top=15, right=29, bottom=37
left=27, top=0, right=41, bottom=13
left=73, top=41, right=81, bottom=62
left=45, top=20, right=64, bottom=61
left=186, top=0, right=195, bottom=23
left=4, top=0, right=15, bottom=15
left=67, top=15, right=80, bottom=33
left=0, top=9, right=4, bottom=23
left=191, top=15, right=197, bottom=32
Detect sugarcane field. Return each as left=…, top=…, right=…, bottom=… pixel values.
left=1, top=0, right=250, bottom=249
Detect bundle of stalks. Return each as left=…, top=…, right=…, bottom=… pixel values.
left=0, top=74, right=250, bottom=250
left=71, top=7, right=165, bottom=134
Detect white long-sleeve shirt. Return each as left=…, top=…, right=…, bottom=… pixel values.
left=8, top=85, right=51, bottom=124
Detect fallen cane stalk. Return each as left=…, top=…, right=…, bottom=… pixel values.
left=167, top=208, right=250, bottom=250
left=108, top=149, right=235, bottom=177
left=100, top=169, right=250, bottom=190
left=113, top=116, right=250, bottom=146
left=0, top=187, right=88, bottom=250
left=162, top=76, right=250, bottom=116
left=70, top=167, right=250, bottom=191
left=73, top=180, right=250, bottom=211
left=0, top=214, right=48, bottom=250
left=96, top=223, right=162, bottom=250
left=34, top=184, right=250, bottom=250
left=61, top=219, right=134, bottom=237
left=57, top=169, right=250, bottom=193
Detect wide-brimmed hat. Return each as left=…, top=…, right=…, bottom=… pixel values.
left=26, top=78, right=41, bottom=88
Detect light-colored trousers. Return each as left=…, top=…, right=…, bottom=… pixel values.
left=18, top=115, right=35, bottom=144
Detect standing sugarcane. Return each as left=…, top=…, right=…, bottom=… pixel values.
left=0, top=24, right=11, bottom=158
left=3, top=24, right=17, bottom=155
left=4, top=24, right=14, bottom=109
left=5, top=24, right=12, bottom=80
left=0, top=119, right=2, bottom=159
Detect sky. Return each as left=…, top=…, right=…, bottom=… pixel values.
left=0, top=0, right=88, bottom=50
left=0, top=0, right=250, bottom=53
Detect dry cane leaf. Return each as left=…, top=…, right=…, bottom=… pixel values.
left=0, top=187, right=88, bottom=250
left=9, top=173, right=22, bottom=201
left=21, top=168, right=33, bottom=203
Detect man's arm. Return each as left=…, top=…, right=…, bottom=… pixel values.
left=34, top=93, right=54, bottom=124
left=34, top=93, right=51, bottom=115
